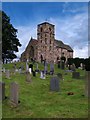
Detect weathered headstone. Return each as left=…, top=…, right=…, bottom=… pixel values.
left=61, top=60, right=65, bottom=70
left=10, top=82, right=19, bottom=106
left=71, top=64, right=76, bottom=71
left=50, top=62, right=54, bottom=75
left=0, top=82, right=5, bottom=101
left=72, top=72, right=80, bottom=79
left=29, top=64, right=33, bottom=72
left=26, top=71, right=32, bottom=82
left=6, top=70, right=10, bottom=79
left=44, top=62, right=48, bottom=74
left=26, top=62, right=29, bottom=72
left=50, top=76, right=60, bottom=91
left=29, top=68, right=32, bottom=74
left=40, top=71, right=45, bottom=79
left=3, top=68, right=6, bottom=73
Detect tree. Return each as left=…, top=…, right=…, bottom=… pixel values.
left=2, top=11, right=21, bottom=63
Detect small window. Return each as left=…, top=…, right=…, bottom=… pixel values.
left=50, top=40, right=51, bottom=44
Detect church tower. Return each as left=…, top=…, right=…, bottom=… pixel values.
left=37, top=22, right=55, bottom=62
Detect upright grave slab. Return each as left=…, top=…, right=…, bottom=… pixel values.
left=10, top=82, right=19, bottom=106
left=50, top=76, right=60, bottom=91
left=0, top=82, right=5, bottom=101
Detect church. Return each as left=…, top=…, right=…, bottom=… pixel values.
left=21, top=22, right=73, bottom=63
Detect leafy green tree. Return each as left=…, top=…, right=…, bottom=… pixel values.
left=2, top=11, right=21, bottom=63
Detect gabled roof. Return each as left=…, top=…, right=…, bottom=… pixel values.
left=30, top=38, right=38, bottom=45
left=55, top=39, right=73, bottom=52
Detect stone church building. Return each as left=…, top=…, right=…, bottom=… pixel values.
left=21, top=22, right=73, bottom=63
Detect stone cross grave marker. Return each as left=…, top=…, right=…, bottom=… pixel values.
left=50, top=76, right=60, bottom=91
left=10, top=82, right=19, bottom=106
left=0, top=82, right=5, bottom=101
left=72, top=72, right=80, bottom=79
left=26, top=71, right=32, bottom=82
left=50, top=62, right=54, bottom=75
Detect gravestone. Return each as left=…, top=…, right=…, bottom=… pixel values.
left=72, top=72, right=80, bottom=79
left=57, top=73, right=63, bottom=79
left=6, top=70, right=10, bottom=79
left=44, top=62, right=48, bottom=74
left=29, top=68, right=32, bottom=74
left=26, top=62, right=29, bottom=72
left=26, top=71, right=32, bottom=82
left=10, top=82, right=19, bottom=106
left=71, top=64, right=76, bottom=71
left=50, top=76, right=60, bottom=91
left=40, top=71, right=45, bottom=79
left=61, top=60, right=65, bottom=70
left=50, top=62, right=54, bottom=75
left=29, top=64, right=33, bottom=72
left=0, top=82, right=5, bottom=101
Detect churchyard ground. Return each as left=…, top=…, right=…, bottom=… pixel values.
left=2, top=62, right=88, bottom=118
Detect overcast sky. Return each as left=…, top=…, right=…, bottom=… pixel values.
left=2, top=2, right=88, bottom=58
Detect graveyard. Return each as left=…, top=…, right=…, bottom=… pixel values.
left=1, top=61, right=88, bottom=118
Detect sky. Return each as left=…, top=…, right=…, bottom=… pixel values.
left=2, top=2, right=88, bottom=58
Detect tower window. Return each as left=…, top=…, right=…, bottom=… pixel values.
left=45, top=38, right=47, bottom=44
left=50, top=39, right=51, bottom=44
left=49, top=27, right=51, bottom=31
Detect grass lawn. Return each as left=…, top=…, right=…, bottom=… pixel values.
left=2, top=62, right=88, bottom=118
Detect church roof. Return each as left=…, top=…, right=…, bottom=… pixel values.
left=30, top=38, right=38, bottom=45
left=38, top=22, right=55, bottom=26
left=55, top=40, right=73, bottom=52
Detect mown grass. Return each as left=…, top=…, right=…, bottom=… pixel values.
left=2, top=62, right=88, bottom=118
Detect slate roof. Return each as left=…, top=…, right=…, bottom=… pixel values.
left=55, top=40, right=73, bottom=52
